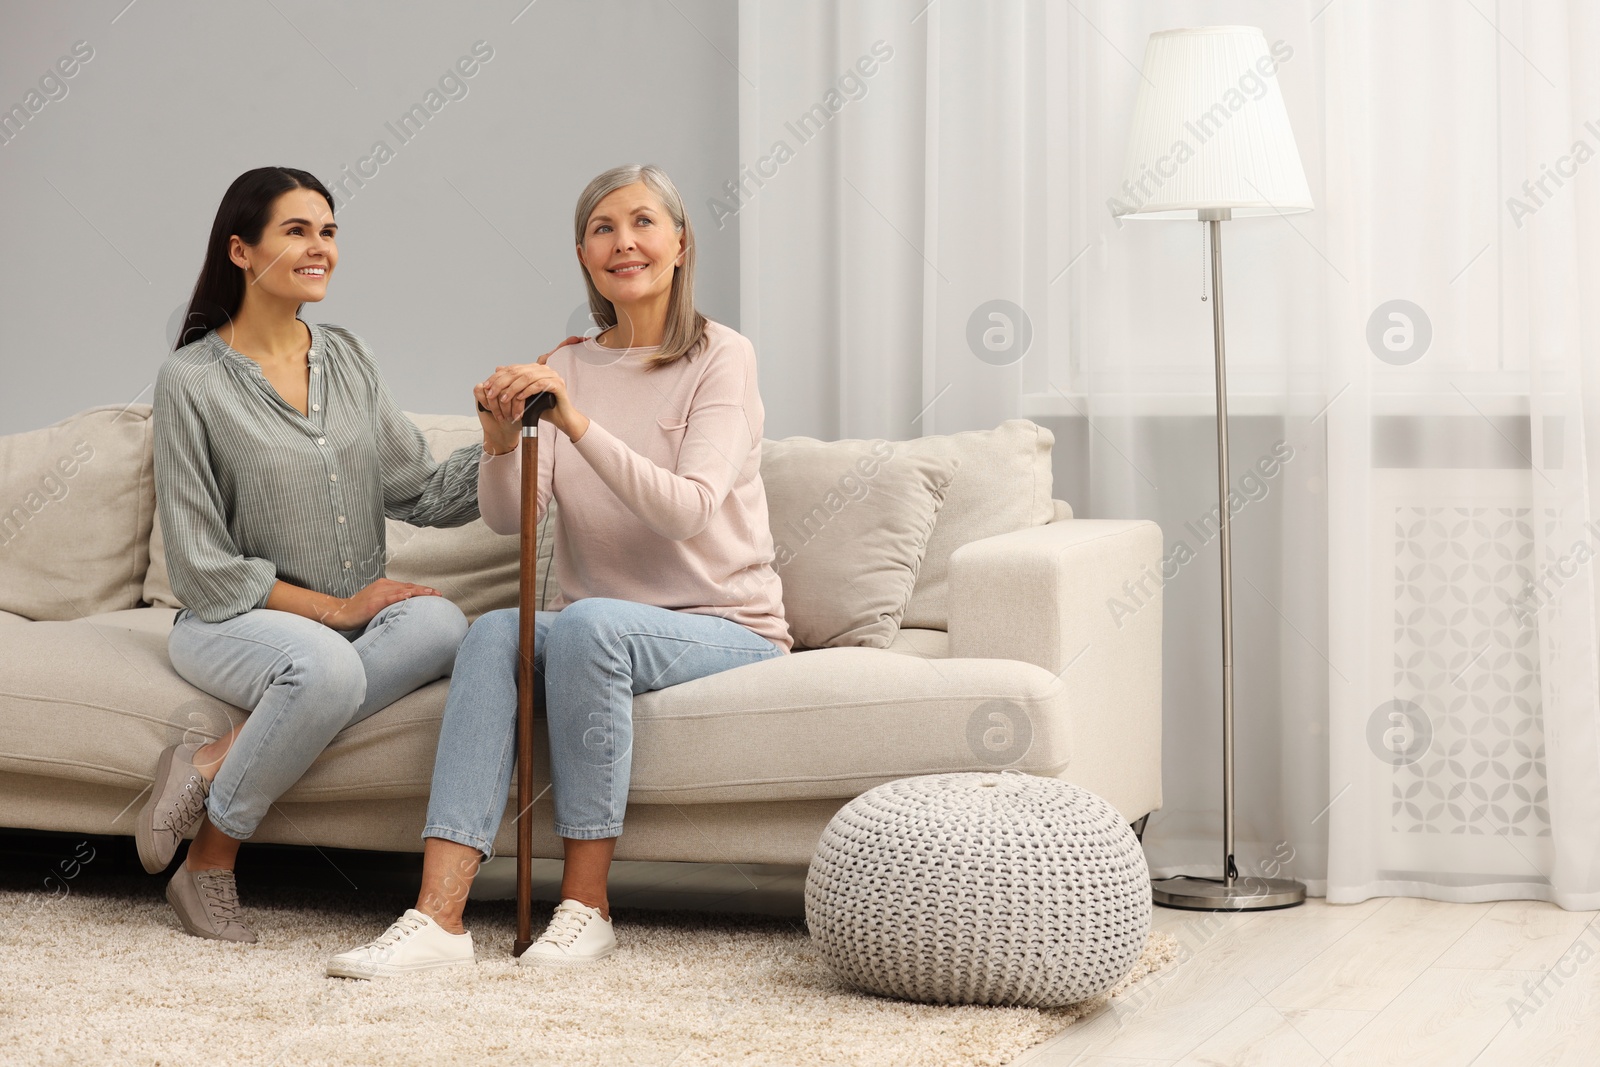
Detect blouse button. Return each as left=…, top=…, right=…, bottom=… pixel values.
left=317, top=437, right=326, bottom=445
left=330, top=474, right=337, bottom=482
left=313, top=404, right=320, bottom=412
left=343, top=561, right=351, bottom=569
left=337, top=516, right=346, bottom=524
left=312, top=367, right=320, bottom=375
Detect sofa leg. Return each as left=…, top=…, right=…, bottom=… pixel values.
left=1130, top=814, right=1149, bottom=844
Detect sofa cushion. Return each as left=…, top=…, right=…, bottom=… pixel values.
left=898, top=419, right=1056, bottom=630
left=759, top=437, right=958, bottom=649
left=143, top=413, right=562, bottom=619
left=0, top=403, right=154, bottom=621
left=0, top=610, right=448, bottom=802
left=0, top=609, right=1071, bottom=807
left=624, top=647, right=1072, bottom=803
left=0, top=612, right=27, bottom=626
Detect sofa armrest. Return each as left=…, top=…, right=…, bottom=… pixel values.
left=948, top=518, right=1164, bottom=818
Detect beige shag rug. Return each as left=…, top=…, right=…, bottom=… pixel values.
left=0, top=876, right=1179, bottom=1067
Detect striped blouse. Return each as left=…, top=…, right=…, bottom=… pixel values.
left=152, top=322, right=482, bottom=623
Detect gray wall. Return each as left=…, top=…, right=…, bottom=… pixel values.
left=0, top=0, right=739, bottom=436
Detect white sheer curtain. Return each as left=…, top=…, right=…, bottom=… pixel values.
left=736, top=0, right=1600, bottom=908
left=734, top=0, right=1048, bottom=441
left=1320, top=0, right=1600, bottom=908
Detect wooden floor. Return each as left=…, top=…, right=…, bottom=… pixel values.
left=1013, top=896, right=1600, bottom=1067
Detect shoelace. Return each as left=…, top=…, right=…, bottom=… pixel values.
left=538, top=904, right=593, bottom=949
left=367, top=914, right=428, bottom=954
left=163, top=774, right=209, bottom=833
left=195, top=870, right=244, bottom=928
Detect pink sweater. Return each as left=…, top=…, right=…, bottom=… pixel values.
left=478, top=320, right=793, bottom=654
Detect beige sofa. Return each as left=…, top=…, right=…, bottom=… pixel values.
left=0, top=404, right=1163, bottom=866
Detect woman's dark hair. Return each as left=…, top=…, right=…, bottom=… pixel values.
left=174, top=166, right=335, bottom=349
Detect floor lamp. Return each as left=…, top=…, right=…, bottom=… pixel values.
left=1113, top=26, right=1311, bottom=911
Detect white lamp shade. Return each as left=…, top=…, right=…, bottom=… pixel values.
left=1115, top=26, right=1312, bottom=219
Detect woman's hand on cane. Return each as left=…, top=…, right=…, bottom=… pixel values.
left=477, top=336, right=588, bottom=454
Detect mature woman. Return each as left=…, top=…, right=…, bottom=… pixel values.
left=330, top=163, right=792, bottom=977
left=145, top=167, right=486, bottom=942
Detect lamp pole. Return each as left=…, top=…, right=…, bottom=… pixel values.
left=1149, top=211, right=1304, bottom=911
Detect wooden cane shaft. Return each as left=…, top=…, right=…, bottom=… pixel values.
left=513, top=430, right=538, bottom=956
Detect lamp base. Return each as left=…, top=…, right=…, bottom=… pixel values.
left=1151, top=875, right=1306, bottom=911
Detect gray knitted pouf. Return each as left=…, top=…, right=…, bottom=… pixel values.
left=805, top=772, right=1152, bottom=1008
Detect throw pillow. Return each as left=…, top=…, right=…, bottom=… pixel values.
left=898, top=419, right=1055, bottom=630
left=760, top=436, right=958, bottom=649
left=1, top=403, right=154, bottom=621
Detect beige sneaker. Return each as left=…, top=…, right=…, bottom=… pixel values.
left=326, top=910, right=476, bottom=980
left=136, top=742, right=210, bottom=874
left=518, top=899, right=617, bottom=967
left=166, top=865, right=256, bottom=943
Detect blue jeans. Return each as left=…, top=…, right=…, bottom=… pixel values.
left=423, top=597, right=785, bottom=855
left=168, top=596, right=469, bottom=840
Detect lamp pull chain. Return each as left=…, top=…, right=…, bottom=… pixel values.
left=1201, top=223, right=1210, bottom=302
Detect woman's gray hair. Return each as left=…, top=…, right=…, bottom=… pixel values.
left=574, top=163, right=707, bottom=368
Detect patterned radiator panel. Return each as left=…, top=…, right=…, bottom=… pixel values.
left=1388, top=505, right=1550, bottom=839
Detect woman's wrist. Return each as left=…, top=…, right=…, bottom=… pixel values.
left=266, top=580, right=351, bottom=628
left=483, top=437, right=518, bottom=457
left=322, top=595, right=352, bottom=628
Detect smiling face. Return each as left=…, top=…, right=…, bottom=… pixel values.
left=576, top=181, right=685, bottom=311
left=229, top=187, right=338, bottom=304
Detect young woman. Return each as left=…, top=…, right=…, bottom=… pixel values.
left=145, top=167, right=487, bottom=942
left=329, top=163, right=793, bottom=977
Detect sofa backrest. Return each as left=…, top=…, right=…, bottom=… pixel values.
left=0, top=403, right=155, bottom=621
left=139, top=412, right=1057, bottom=634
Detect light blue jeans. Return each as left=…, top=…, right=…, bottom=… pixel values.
left=423, top=597, right=785, bottom=855
left=168, top=595, right=469, bottom=840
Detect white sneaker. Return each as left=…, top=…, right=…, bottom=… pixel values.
left=326, top=909, right=475, bottom=979
left=518, top=898, right=617, bottom=967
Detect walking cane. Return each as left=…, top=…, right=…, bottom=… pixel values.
left=483, top=390, right=557, bottom=957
